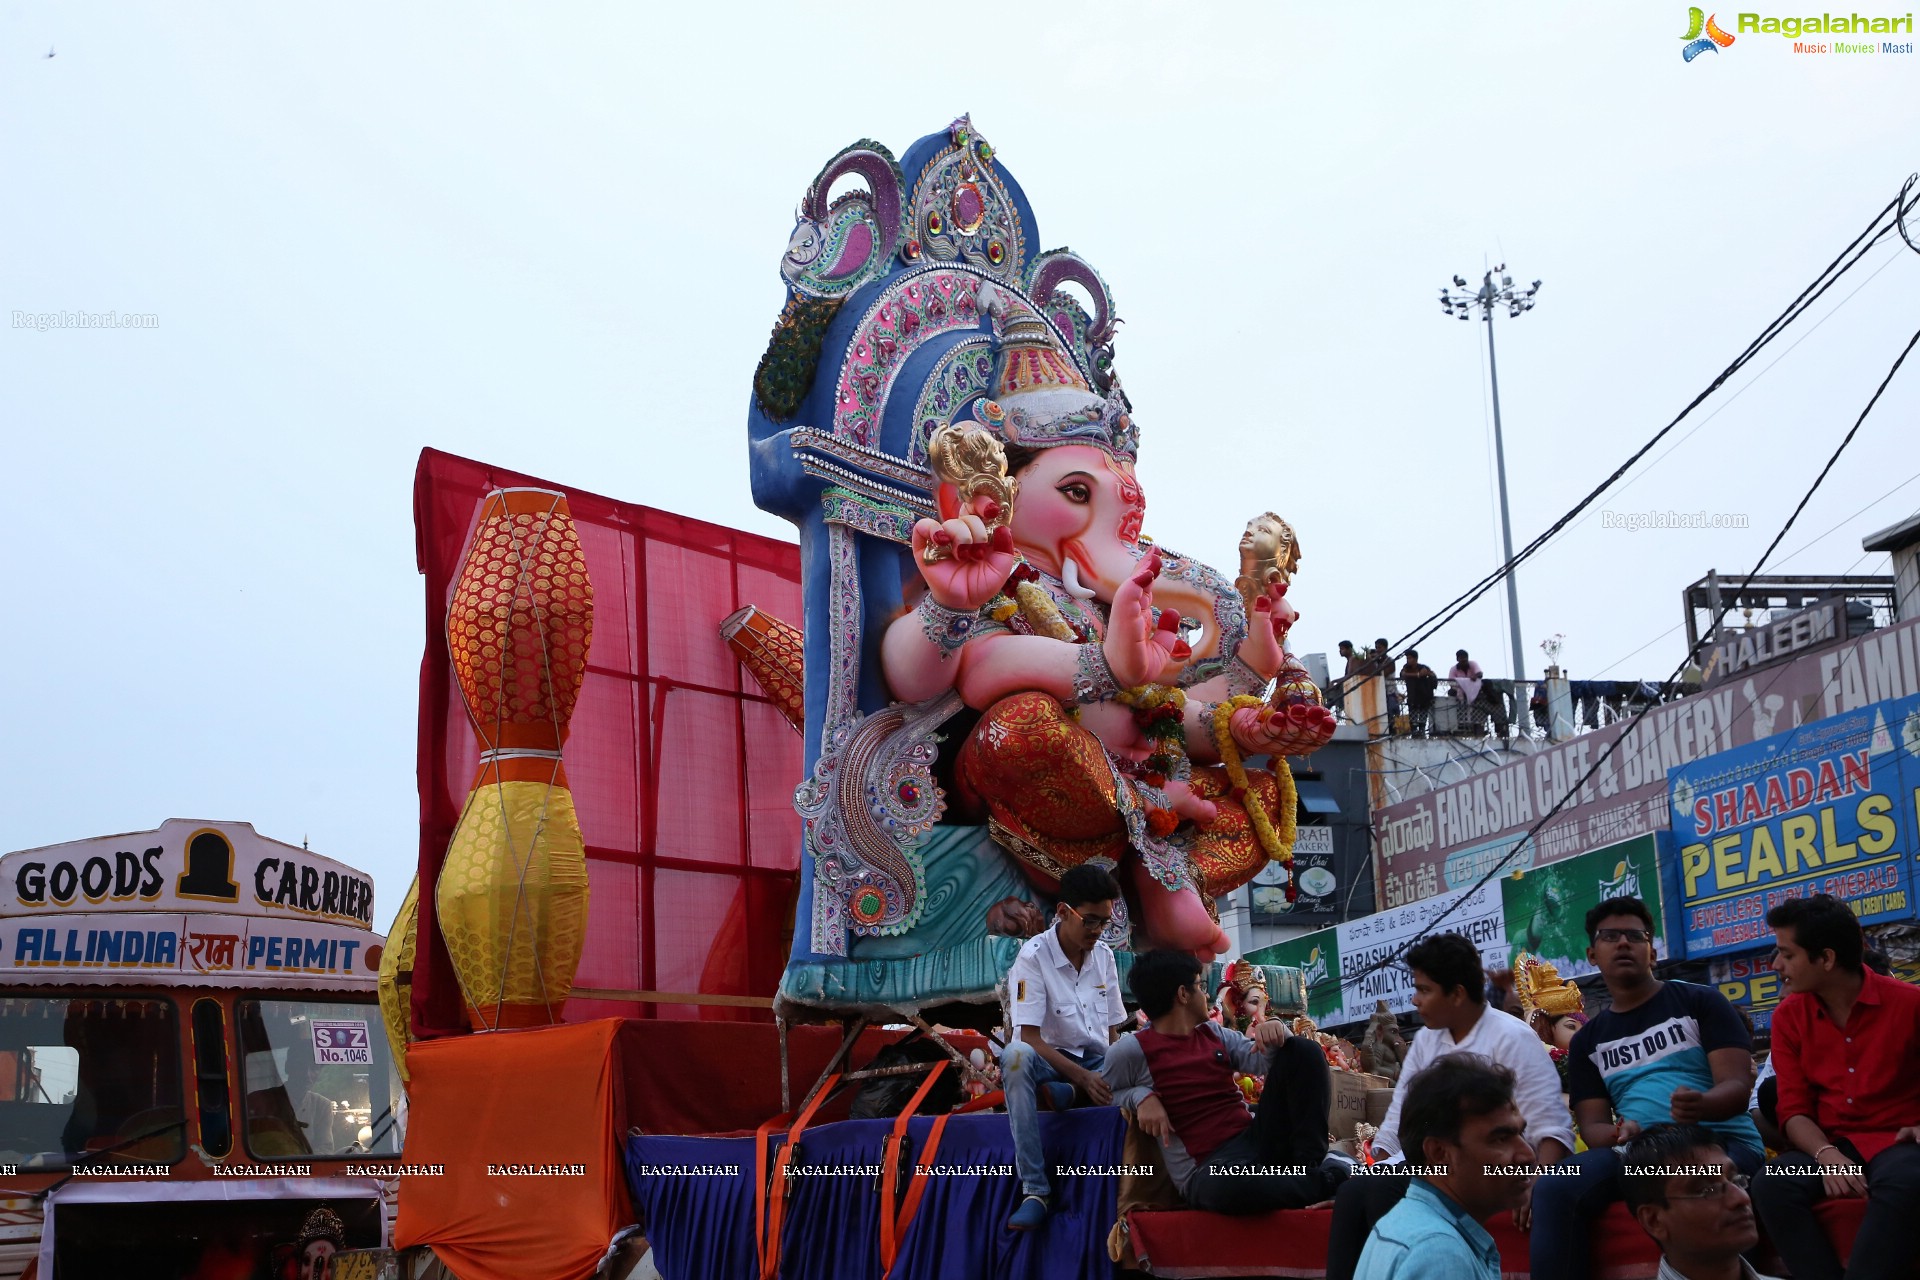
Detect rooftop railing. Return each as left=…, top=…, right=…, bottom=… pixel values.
left=1327, top=672, right=1695, bottom=742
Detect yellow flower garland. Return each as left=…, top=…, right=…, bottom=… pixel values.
left=1014, top=580, right=1081, bottom=641
left=1211, top=695, right=1298, bottom=868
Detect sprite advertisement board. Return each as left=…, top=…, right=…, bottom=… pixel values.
left=1499, top=833, right=1667, bottom=980
left=1241, top=927, right=1345, bottom=1024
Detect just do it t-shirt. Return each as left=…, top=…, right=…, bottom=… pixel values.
left=1565, top=980, right=1763, bottom=1152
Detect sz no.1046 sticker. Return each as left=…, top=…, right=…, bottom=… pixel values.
left=312, top=1019, right=372, bottom=1065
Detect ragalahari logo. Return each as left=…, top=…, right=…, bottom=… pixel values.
left=1682, top=7, right=1738, bottom=58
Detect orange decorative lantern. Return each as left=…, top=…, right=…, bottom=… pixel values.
left=720, top=604, right=805, bottom=733
left=434, top=488, right=594, bottom=1031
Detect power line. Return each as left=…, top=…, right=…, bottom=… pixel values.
left=1584, top=471, right=1920, bottom=678
left=1552, top=238, right=1909, bottom=546
left=1386, top=190, right=1913, bottom=667
left=1328, top=318, right=1920, bottom=1004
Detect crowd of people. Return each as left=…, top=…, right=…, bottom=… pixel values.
left=999, top=867, right=1920, bottom=1279
left=1330, top=639, right=1511, bottom=739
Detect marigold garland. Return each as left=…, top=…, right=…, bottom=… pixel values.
left=1211, top=695, right=1299, bottom=893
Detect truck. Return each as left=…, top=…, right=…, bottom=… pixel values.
left=0, top=818, right=401, bottom=1279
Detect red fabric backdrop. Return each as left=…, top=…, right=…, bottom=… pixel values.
left=411, top=448, right=803, bottom=1039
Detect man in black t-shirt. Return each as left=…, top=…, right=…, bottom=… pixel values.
left=1528, top=897, right=1760, bottom=1280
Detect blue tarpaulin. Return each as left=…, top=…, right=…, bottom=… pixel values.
left=626, top=1108, right=1123, bottom=1280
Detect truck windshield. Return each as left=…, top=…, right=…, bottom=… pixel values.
left=0, top=996, right=184, bottom=1167
left=236, top=998, right=401, bottom=1161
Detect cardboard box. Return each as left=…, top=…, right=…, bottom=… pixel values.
left=1329, top=1070, right=1370, bottom=1139
left=1365, top=1088, right=1394, bottom=1127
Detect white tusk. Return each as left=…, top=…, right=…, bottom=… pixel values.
left=1060, top=558, right=1098, bottom=600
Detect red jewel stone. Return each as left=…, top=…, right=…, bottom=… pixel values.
left=898, top=780, right=920, bottom=807
left=951, top=183, right=985, bottom=235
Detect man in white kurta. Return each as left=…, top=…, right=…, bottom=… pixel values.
left=1326, top=933, right=1573, bottom=1280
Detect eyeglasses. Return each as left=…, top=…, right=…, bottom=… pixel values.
left=1594, top=928, right=1651, bottom=944
left=1668, top=1174, right=1748, bottom=1201
left=1065, top=904, right=1112, bottom=931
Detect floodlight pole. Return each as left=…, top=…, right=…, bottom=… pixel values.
left=1439, top=266, right=1543, bottom=735
left=1483, top=297, right=1525, bottom=700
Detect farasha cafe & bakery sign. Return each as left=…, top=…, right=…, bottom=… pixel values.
left=1370, top=615, right=1920, bottom=908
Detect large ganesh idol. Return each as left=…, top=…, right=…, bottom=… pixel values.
left=747, top=117, right=1333, bottom=1016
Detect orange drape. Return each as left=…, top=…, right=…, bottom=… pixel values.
left=395, top=1019, right=630, bottom=1280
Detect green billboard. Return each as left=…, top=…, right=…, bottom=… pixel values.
left=1243, top=926, right=1345, bottom=1023
left=1499, top=833, right=1664, bottom=979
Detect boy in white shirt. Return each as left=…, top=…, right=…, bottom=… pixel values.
left=1326, top=932, right=1574, bottom=1280
left=1001, top=864, right=1129, bottom=1232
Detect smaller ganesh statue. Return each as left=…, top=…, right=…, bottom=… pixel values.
left=1353, top=1120, right=1380, bottom=1166
left=1292, top=1014, right=1361, bottom=1074
left=1213, top=958, right=1271, bottom=1035
left=1515, top=952, right=1587, bottom=1082
left=1358, top=1000, right=1408, bottom=1083
left=962, top=1046, right=1001, bottom=1103
left=277, top=1206, right=346, bottom=1280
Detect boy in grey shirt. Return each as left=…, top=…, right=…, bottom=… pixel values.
left=1104, top=949, right=1345, bottom=1211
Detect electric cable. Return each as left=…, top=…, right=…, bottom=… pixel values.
left=1580, top=472, right=1920, bottom=679
left=1386, top=189, right=1915, bottom=667
left=1327, top=318, right=1920, bottom=1005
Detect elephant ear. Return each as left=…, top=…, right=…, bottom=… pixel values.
left=755, top=140, right=906, bottom=422
left=1025, top=248, right=1118, bottom=393
left=781, top=139, right=906, bottom=301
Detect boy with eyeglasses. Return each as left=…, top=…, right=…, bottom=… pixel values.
left=1103, top=948, right=1348, bottom=1214
left=1529, top=897, right=1762, bottom=1280
left=1002, top=863, right=1130, bottom=1232
left=1623, top=1123, right=1781, bottom=1280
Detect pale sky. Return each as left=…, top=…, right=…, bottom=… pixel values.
left=5, top=3, right=1917, bottom=933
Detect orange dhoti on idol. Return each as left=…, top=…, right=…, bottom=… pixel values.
left=434, top=487, right=594, bottom=1032
left=957, top=690, right=1290, bottom=899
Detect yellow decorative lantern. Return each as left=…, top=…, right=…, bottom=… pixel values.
left=378, top=878, right=419, bottom=1080
left=434, top=488, right=594, bottom=1031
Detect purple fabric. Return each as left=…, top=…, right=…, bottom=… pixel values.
left=625, top=1108, right=1123, bottom=1280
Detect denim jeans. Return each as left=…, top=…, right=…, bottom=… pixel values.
left=1002, top=1040, right=1102, bottom=1198
left=1529, top=1140, right=1764, bottom=1280
left=1750, top=1139, right=1920, bottom=1280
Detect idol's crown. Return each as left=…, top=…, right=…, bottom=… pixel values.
left=969, top=282, right=1137, bottom=460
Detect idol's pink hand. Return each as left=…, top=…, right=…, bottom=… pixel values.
left=1241, top=580, right=1297, bottom=680
left=1266, top=580, right=1299, bottom=642
left=910, top=494, right=1016, bottom=612
left=1230, top=701, right=1337, bottom=758
left=1105, top=552, right=1189, bottom=688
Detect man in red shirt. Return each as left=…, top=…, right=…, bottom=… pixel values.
left=1748, top=893, right=1920, bottom=1280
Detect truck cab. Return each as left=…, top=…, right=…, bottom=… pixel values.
left=0, top=819, right=398, bottom=1279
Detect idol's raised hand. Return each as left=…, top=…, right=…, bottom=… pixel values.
left=1239, top=579, right=1298, bottom=681
left=1104, top=551, right=1191, bottom=689
left=910, top=483, right=1018, bottom=611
